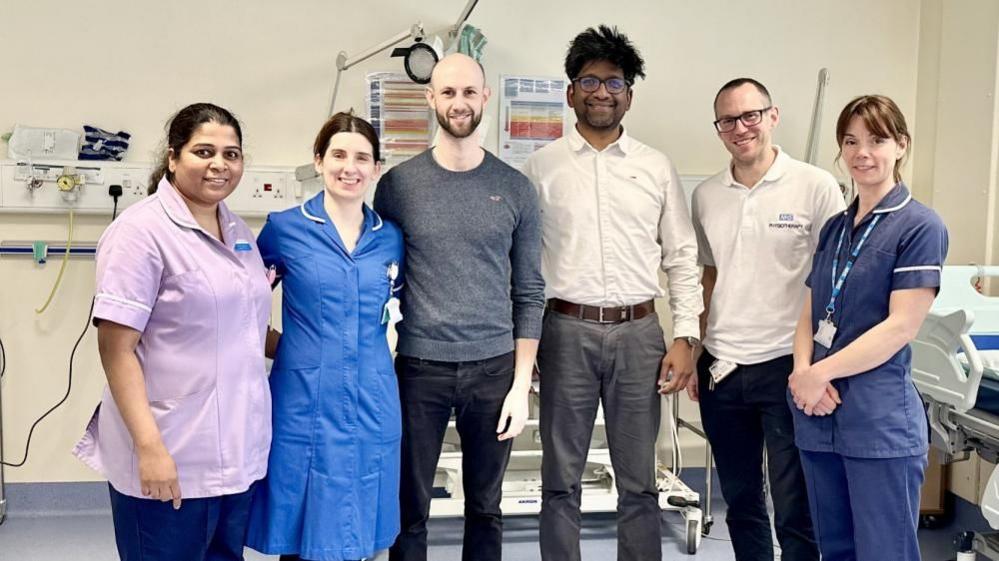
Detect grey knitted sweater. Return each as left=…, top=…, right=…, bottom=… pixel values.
left=373, top=149, right=545, bottom=362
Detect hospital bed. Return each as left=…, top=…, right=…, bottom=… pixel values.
left=912, top=265, right=999, bottom=558
left=428, top=388, right=712, bottom=554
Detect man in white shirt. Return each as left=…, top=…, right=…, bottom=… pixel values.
left=522, top=25, right=702, bottom=561
left=689, top=78, right=845, bottom=561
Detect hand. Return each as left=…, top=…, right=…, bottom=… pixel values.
left=497, top=385, right=530, bottom=441
left=813, top=384, right=842, bottom=416
left=789, top=366, right=838, bottom=416
left=137, top=443, right=182, bottom=509
left=685, top=371, right=699, bottom=402
left=659, top=339, right=694, bottom=395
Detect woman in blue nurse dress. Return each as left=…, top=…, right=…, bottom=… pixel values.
left=788, top=95, right=948, bottom=561
left=246, top=112, right=404, bottom=561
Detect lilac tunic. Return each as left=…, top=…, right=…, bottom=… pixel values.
left=74, top=177, right=272, bottom=499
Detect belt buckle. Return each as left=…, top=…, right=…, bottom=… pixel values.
left=598, top=306, right=605, bottom=323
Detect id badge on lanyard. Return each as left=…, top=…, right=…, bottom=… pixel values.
left=815, top=214, right=882, bottom=347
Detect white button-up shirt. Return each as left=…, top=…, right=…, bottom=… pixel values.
left=523, top=126, right=702, bottom=339
left=691, top=147, right=845, bottom=364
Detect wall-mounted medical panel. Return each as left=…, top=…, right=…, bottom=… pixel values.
left=0, top=160, right=304, bottom=217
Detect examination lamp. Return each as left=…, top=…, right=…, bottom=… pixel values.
left=391, top=41, right=440, bottom=84
left=296, top=0, right=481, bottom=182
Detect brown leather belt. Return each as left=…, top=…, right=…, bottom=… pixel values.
left=548, top=298, right=655, bottom=324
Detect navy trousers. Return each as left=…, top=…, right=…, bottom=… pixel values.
left=798, top=450, right=926, bottom=561
left=109, top=482, right=255, bottom=561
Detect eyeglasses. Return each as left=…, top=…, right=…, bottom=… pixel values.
left=573, top=76, right=630, bottom=94
left=713, top=107, right=773, bottom=133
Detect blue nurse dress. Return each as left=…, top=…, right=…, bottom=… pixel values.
left=246, top=193, right=404, bottom=561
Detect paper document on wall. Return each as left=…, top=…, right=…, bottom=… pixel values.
left=498, top=75, right=568, bottom=170
left=366, top=72, right=434, bottom=170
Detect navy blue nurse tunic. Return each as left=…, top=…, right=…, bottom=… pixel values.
left=246, top=193, right=404, bottom=561
left=792, top=183, right=948, bottom=458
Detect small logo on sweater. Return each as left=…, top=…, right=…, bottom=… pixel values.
left=489, top=195, right=503, bottom=202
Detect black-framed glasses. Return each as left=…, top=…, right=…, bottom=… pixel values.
left=573, top=76, right=630, bottom=94
left=713, top=107, right=773, bottom=133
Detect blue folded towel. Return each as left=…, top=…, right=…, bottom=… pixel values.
left=78, top=125, right=131, bottom=161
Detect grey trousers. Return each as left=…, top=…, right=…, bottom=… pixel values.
left=538, top=311, right=667, bottom=561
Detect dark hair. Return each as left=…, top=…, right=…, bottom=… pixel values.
left=564, top=25, right=646, bottom=85
left=148, top=103, right=243, bottom=194
left=835, top=95, right=911, bottom=183
left=713, top=78, right=772, bottom=114
left=313, top=110, right=381, bottom=162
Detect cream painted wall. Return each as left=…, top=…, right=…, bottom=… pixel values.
left=2, top=0, right=924, bottom=483
left=921, top=0, right=999, bottom=267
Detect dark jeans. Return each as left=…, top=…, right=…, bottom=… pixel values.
left=538, top=312, right=666, bottom=561
left=388, top=351, right=515, bottom=561
left=697, top=350, right=819, bottom=561
left=109, top=482, right=255, bottom=561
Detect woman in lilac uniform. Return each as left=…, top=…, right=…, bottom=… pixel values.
left=74, top=103, right=272, bottom=561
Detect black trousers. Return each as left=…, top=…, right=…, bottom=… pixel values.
left=388, top=351, right=515, bottom=561
left=538, top=312, right=666, bottom=561
left=697, top=350, right=819, bottom=561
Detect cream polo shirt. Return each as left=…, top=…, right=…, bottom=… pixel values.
left=523, top=126, right=702, bottom=340
left=691, top=147, right=845, bottom=364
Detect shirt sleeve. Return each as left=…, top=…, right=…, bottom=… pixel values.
left=813, top=176, right=847, bottom=249
left=690, top=188, right=715, bottom=267
left=510, top=179, right=546, bottom=340
left=892, top=210, right=949, bottom=291
left=256, top=214, right=284, bottom=287
left=92, top=220, right=164, bottom=332
left=659, top=163, right=704, bottom=340
left=805, top=217, right=838, bottom=289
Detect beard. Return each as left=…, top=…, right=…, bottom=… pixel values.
left=579, top=104, right=622, bottom=130
left=436, top=107, right=483, bottom=139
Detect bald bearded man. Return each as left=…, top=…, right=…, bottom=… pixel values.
left=374, top=53, right=545, bottom=561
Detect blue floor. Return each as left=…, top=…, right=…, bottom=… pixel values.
left=0, top=471, right=985, bottom=560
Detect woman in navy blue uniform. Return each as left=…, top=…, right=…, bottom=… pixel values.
left=246, top=112, right=404, bottom=561
left=788, top=95, right=948, bottom=561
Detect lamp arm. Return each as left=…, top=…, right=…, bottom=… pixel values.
left=449, top=0, right=480, bottom=41
left=326, top=23, right=425, bottom=117
left=339, top=24, right=424, bottom=71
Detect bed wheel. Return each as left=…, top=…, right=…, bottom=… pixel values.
left=919, top=513, right=944, bottom=529
left=686, top=518, right=699, bottom=554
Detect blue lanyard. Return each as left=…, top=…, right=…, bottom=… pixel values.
left=825, top=214, right=882, bottom=318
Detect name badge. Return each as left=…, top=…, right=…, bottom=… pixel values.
left=234, top=239, right=253, bottom=252
left=814, top=318, right=837, bottom=348
left=709, top=359, right=738, bottom=385
left=382, top=297, right=403, bottom=325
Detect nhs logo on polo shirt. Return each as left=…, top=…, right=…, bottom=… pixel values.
left=769, top=213, right=803, bottom=231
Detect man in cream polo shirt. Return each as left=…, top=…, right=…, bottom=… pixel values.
left=689, top=78, right=845, bottom=561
